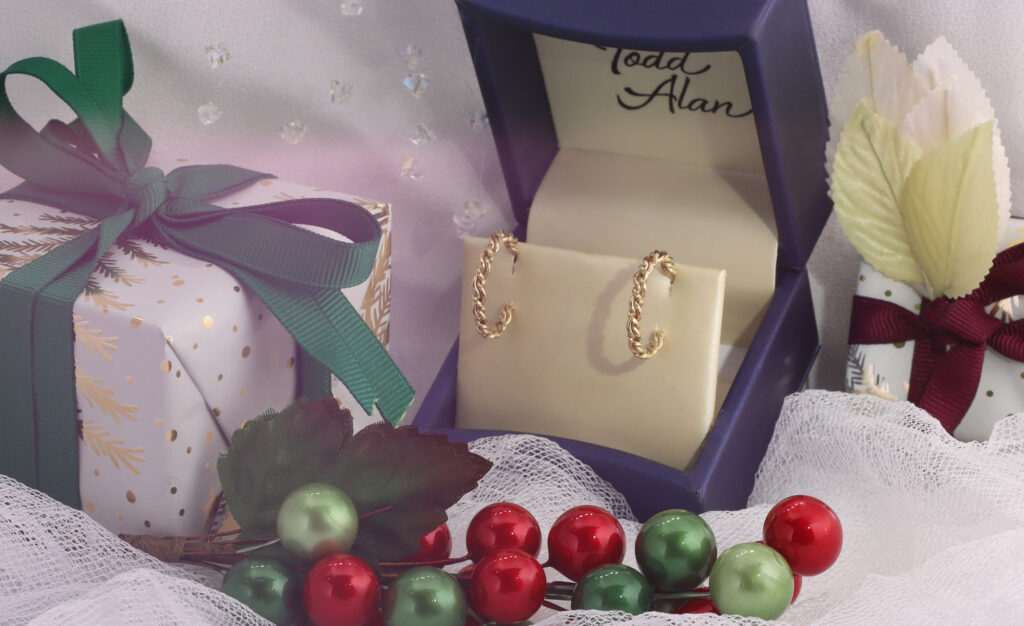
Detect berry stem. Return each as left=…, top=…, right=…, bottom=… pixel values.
left=235, top=538, right=281, bottom=554
left=546, top=581, right=576, bottom=593
left=227, top=535, right=279, bottom=545
left=654, top=590, right=712, bottom=600
left=541, top=600, right=567, bottom=612
left=378, top=554, right=471, bottom=568
left=189, top=559, right=230, bottom=572
left=358, top=504, right=395, bottom=520
left=187, top=527, right=242, bottom=541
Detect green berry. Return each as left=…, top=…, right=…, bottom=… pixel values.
left=221, top=558, right=301, bottom=626
left=635, top=509, right=717, bottom=591
left=383, top=566, right=466, bottom=626
left=571, top=564, right=653, bottom=615
left=710, top=542, right=794, bottom=620
left=276, top=482, right=358, bottom=564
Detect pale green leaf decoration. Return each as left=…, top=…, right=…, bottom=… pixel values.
left=901, top=121, right=999, bottom=299
left=831, top=101, right=924, bottom=284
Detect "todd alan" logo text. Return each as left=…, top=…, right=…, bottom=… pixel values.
left=596, top=46, right=753, bottom=119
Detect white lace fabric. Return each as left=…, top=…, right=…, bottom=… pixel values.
left=2, top=390, right=1022, bottom=624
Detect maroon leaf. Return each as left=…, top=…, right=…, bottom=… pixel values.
left=322, top=424, right=492, bottom=562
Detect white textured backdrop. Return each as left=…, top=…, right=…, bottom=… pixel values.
left=1, top=1, right=1021, bottom=417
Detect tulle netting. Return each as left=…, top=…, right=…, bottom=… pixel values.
left=2, top=390, right=1022, bottom=624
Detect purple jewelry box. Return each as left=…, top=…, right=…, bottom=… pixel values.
left=415, top=0, right=830, bottom=521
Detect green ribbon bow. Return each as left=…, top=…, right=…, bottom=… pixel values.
left=0, top=20, right=414, bottom=507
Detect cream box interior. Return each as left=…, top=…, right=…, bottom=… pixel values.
left=454, top=34, right=779, bottom=468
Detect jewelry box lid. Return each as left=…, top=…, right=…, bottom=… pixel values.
left=456, top=0, right=831, bottom=270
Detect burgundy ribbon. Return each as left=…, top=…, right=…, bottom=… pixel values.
left=849, top=243, right=1024, bottom=433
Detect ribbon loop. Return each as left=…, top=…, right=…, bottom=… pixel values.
left=0, top=20, right=414, bottom=507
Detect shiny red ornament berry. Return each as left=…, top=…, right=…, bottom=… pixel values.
left=302, top=554, right=380, bottom=626
left=470, top=548, right=546, bottom=623
left=674, top=587, right=718, bottom=615
left=763, top=495, right=842, bottom=576
left=547, top=505, right=626, bottom=581
left=406, top=523, right=453, bottom=563
left=466, top=502, right=542, bottom=562
left=676, top=597, right=719, bottom=614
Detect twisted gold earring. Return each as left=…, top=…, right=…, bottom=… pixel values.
left=473, top=231, right=519, bottom=339
left=627, top=250, right=677, bottom=359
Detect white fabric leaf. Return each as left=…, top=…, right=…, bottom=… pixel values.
left=901, top=83, right=1010, bottom=236
left=913, top=36, right=982, bottom=92
left=831, top=102, right=923, bottom=285
left=901, top=122, right=1000, bottom=299
left=908, top=39, right=1015, bottom=223
left=900, top=79, right=993, bottom=153
left=826, top=31, right=926, bottom=177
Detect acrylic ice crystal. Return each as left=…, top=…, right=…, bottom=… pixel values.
left=205, top=43, right=231, bottom=69
left=403, top=73, right=430, bottom=99
left=279, top=121, right=308, bottom=145
left=197, top=102, right=223, bottom=127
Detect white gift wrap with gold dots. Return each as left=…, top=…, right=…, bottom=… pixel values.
left=0, top=154, right=392, bottom=535
left=846, top=217, right=1024, bottom=442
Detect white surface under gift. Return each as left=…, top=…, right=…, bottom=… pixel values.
left=847, top=218, right=1024, bottom=441
left=0, top=153, right=393, bottom=536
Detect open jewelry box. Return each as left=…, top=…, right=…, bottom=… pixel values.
left=415, top=0, right=831, bottom=520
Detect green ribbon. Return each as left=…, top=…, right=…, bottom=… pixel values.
left=0, top=21, right=414, bottom=507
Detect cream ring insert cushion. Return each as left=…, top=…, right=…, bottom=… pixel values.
left=455, top=236, right=726, bottom=471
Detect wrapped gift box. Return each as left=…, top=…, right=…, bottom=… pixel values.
left=0, top=152, right=392, bottom=535
left=847, top=218, right=1024, bottom=442
left=415, top=0, right=831, bottom=519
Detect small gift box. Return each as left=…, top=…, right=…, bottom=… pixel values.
left=830, top=32, right=1019, bottom=440
left=847, top=220, right=1024, bottom=441
left=0, top=21, right=412, bottom=535
left=416, top=0, right=831, bottom=519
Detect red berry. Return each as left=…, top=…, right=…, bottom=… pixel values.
left=470, top=548, right=546, bottom=623
left=673, top=586, right=717, bottom=614
left=405, top=523, right=453, bottom=563
left=302, top=554, right=379, bottom=626
left=547, top=505, right=625, bottom=581
left=466, top=502, right=541, bottom=562
left=676, top=597, right=719, bottom=614
left=763, top=495, right=842, bottom=576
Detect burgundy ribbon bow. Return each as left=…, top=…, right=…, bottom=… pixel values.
left=849, top=243, right=1024, bottom=433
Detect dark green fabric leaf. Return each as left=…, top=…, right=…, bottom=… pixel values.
left=322, top=424, right=493, bottom=563
left=217, top=397, right=354, bottom=538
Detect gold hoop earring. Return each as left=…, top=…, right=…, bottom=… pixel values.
left=473, top=230, right=519, bottom=339
left=627, top=250, right=677, bottom=359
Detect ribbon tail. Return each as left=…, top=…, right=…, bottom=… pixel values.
left=296, top=348, right=332, bottom=402
left=308, top=287, right=414, bottom=422
left=230, top=268, right=413, bottom=425
left=913, top=342, right=987, bottom=435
